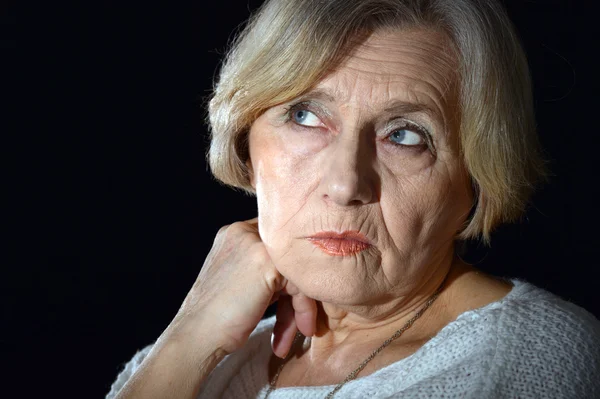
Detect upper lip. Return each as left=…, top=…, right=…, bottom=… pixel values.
left=307, top=231, right=371, bottom=244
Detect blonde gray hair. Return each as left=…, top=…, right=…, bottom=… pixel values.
left=207, top=0, right=547, bottom=243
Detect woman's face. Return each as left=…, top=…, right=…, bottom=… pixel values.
left=248, top=28, right=472, bottom=305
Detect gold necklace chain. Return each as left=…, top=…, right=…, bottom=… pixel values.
left=264, top=281, right=445, bottom=399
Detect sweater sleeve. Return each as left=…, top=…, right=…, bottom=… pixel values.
left=545, top=300, right=600, bottom=398
left=105, top=344, right=154, bottom=399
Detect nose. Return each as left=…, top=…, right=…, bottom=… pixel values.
left=320, top=133, right=376, bottom=206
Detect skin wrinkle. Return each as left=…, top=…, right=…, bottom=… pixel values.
left=249, top=28, right=480, bottom=385
left=333, top=75, right=446, bottom=132
left=350, top=38, right=456, bottom=109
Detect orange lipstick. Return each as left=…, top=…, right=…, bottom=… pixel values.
left=307, top=231, right=371, bottom=256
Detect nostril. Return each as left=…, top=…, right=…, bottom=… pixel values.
left=348, top=199, right=366, bottom=206
left=323, top=181, right=373, bottom=206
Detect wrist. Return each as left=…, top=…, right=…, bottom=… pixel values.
left=114, top=323, right=227, bottom=399
left=161, top=311, right=232, bottom=357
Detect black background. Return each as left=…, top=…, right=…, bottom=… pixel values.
left=9, top=1, right=599, bottom=398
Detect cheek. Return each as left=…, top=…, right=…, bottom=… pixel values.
left=284, top=129, right=329, bottom=155
left=378, top=175, right=428, bottom=251
left=252, top=127, right=327, bottom=189
left=254, top=151, right=312, bottom=205
left=418, top=169, right=472, bottom=239
left=251, top=148, right=318, bottom=249
left=379, top=163, right=471, bottom=247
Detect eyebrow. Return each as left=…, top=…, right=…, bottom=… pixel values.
left=383, top=101, right=441, bottom=120
left=294, top=89, right=337, bottom=104
left=294, top=89, right=441, bottom=120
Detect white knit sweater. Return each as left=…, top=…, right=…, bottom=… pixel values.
left=106, top=279, right=600, bottom=398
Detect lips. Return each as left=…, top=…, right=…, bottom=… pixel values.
left=307, top=231, right=371, bottom=256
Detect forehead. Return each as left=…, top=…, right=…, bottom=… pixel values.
left=315, top=28, right=459, bottom=119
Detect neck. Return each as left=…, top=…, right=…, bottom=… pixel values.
left=303, top=254, right=462, bottom=363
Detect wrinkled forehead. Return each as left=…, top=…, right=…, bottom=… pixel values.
left=315, top=28, right=460, bottom=122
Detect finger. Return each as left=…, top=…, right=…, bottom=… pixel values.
left=271, top=296, right=298, bottom=359
left=280, top=280, right=300, bottom=296
left=292, top=294, right=317, bottom=337
left=243, top=217, right=259, bottom=228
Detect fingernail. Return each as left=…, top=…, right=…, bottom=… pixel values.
left=271, top=332, right=289, bottom=359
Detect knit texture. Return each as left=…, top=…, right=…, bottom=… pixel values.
left=106, top=279, right=600, bottom=398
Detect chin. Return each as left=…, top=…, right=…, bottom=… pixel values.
left=273, top=248, right=383, bottom=305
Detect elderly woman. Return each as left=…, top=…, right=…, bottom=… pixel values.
left=107, top=0, right=600, bottom=398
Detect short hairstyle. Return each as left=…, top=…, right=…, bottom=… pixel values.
left=207, top=0, right=547, bottom=244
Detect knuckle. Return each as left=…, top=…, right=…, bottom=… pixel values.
left=226, top=222, right=248, bottom=236
left=228, top=221, right=244, bottom=230
left=216, top=222, right=248, bottom=241
left=216, top=224, right=230, bottom=236
left=263, top=269, right=284, bottom=292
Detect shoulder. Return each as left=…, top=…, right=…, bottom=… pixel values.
left=487, top=279, right=600, bottom=397
left=499, top=279, right=600, bottom=345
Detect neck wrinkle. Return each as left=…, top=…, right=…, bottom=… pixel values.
left=304, top=254, right=458, bottom=366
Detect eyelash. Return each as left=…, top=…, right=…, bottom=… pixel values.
left=283, top=102, right=434, bottom=151
left=283, top=102, right=320, bottom=126
left=389, top=121, right=432, bottom=150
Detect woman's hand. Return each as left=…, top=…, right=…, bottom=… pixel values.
left=114, top=218, right=315, bottom=399
left=168, top=217, right=317, bottom=358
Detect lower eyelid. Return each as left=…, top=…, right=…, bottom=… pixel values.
left=384, top=142, right=429, bottom=154
left=289, top=121, right=324, bottom=133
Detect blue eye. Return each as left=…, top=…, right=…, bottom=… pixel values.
left=292, top=109, right=322, bottom=127
left=389, top=129, right=424, bottom=146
